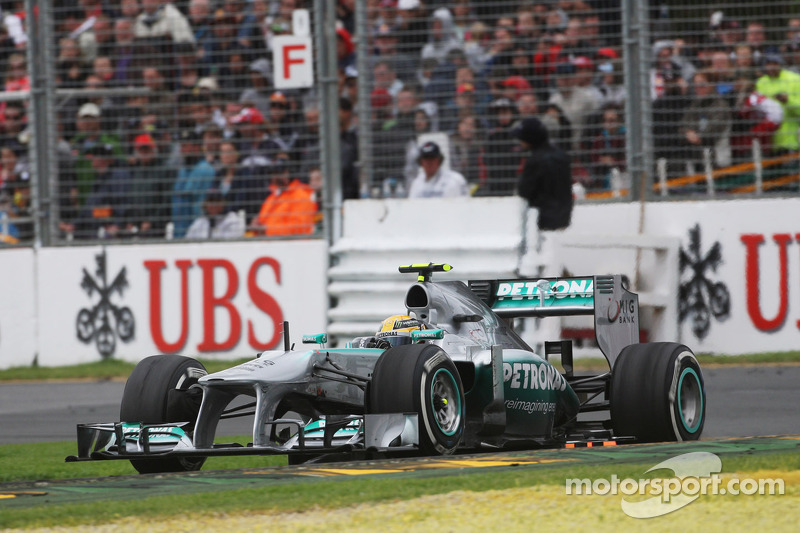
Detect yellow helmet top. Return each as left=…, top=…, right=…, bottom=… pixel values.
left=378, top=315, right=422, bottom=334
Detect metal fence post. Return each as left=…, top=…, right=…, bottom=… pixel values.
left=315, top=0, right=343, bottom=246
left=623, top=0, right=652, bottom=202
left=25, top=0, right=57, bottom=247
left=355, top=0, right=372, bottom=198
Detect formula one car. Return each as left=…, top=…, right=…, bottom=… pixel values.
left=68, top=263, right=706, bottom=473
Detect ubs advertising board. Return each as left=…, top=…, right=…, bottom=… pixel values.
left=567, top=197, right=800, bottom=355
left=33, top=240, right=327, bottom=367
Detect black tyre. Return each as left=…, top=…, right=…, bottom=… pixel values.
left=611, top=342, right=705, bottom=442
left=369, top=344, right=465, bottom=455
left=120, top=355, right=208, bottom=473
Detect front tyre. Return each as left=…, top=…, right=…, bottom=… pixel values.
left=611, top=342, right=705, bottom=442
left=120, top=355, right=208, bottom=473
left=369, top=344, right=465, bottom=455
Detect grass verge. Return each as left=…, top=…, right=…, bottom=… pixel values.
left=1, top=444, right=797, bottom=529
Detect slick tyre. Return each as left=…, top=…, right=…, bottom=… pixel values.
left=369, top=344, right=465, bottom=455
left=120, top=355, right=208, bottom=473
left=611, top=342, right=705, bottom=442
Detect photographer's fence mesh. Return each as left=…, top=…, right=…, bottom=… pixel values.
left=1, top=1, right=800, bottom=245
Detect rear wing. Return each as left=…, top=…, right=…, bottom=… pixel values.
left=468, top=275, right=639, bottom=366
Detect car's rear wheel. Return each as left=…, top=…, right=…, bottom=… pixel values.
left=120, top=355, right=207, bottom=473
left=611, top=342, right=705, bottom=442
left=369, top=344, right=465, bottom=455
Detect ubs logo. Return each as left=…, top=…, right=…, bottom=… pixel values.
left=76, top=250, right=135, bottom=359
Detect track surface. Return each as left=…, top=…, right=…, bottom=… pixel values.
left=0, top=365, right=798, bottom=445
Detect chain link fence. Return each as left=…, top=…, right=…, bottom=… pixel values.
left=1, top=1, right=800, bottom=247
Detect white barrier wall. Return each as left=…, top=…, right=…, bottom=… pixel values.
left=0, top=248, right=37, bottom=368
left=1, top=196, right=798, bottom=367
left=0, top=240, right=327, bottom=369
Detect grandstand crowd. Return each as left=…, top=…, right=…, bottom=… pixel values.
left=0, top=1, right=798, bottom=243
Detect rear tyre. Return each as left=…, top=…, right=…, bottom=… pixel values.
left=611, top=342, right=705, bottom=442
left=120, top=355, right=208, bottom=473
left=369, top=344, right=465, bottom=455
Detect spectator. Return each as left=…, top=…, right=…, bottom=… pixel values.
left=395, top=0, right=428, bottom=58
left=548, top=58, right=603, bottom=152
left=449, top=114, right=486, bottom=193
left=440, top=82, right=482, bottom=134
left=680, top=70, right=732, bottom=171
left=0, top=145, right=30, bottom=241
left=173, top=42, right=201, bottom=92
left=755, top=54, right=800, bottom=155
left=296, top=104, right=321, bottom=178
left=652, top=70, right=689, bottom=178
left=76, top=143, right=132, bottom=239
left=781, top=18, right=800, bottom=71
left=239, top=58, right=272, bottom=118
left=230, top=106, right=271, bottom=168
left=371, top=23, right=418, bottom=83
left=463, top=21, right=491, bottom=74
left=268, top=91, right=299, bottom=156
left=236, top=0, right=268, bottom=59
left=134, top=1, right=195, bottom=44
left=0, top=101, right=26, bottom=152
left=127, top=133, right=172, bottom=237
left=340, top=97, right=359, bottom=199
left=188, top=0, right=215, bottom=75
left=0, top=192, right=20, bottom=244
left=171, top=129, right=216, bottom=238
left=336, top=26, right=356, bottom=71
left=421, top=8, right=462, bottom=66
left=111, top=18, right=137, bottom=87
left=215, top=139, right=260, bottom=217
left=373, top=60, right=404, bottom=100
left=57, top=37, right=86, bottom=89
left=515, top=117, right=572, bottom=231
left=588, top=104, right=626, bottom=190
left=78, top=14, right=114, bottom=64
left=185, top=189, right=245, bottom=239
left=730, top=80, right=783, bottom=161
left=249, top=160, right=317, bottom=236
left=72, top=103, right=124, bottom=206
left=595, top=48, right=625, bottom=107
left=408, top=141, right=468, bottom=198
left=218, top=45, right=251, bottom=100
left=745, top=21, right=772, bottom=66
left=141, top=66, right=176, bottom=119
left=516, top=92, right=539, bottom=118
left=484, top=97, right=519, bottom=195
left=4, top=53, right=29, bottom=93
left=121, top=0, right=141, bottom=19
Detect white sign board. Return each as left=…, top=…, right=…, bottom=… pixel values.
left=0, top=248, right=36, bottom=369
left=34, top=240, right=328, bottom=366
left=273, top=35, right=314, bottom=89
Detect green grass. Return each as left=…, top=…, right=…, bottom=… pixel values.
left=1, top=351, right=798, bottom=383
left=0, top=357, right=255, bottom=382
left=0, top=437, right=286, bottom=483
left=1, top=442, right=796, bottom=529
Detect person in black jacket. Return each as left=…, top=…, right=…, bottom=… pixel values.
left=515, top=117, right=573, bottom=231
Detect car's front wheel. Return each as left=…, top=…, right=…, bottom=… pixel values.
left=369, top=344, right=465, bottom=455
left=120, top=355, right=207, bottom=473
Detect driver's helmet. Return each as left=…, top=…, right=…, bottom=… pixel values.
left=375, top=314, right=422, bottom=348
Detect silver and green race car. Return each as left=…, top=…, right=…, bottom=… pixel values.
left=68, top=263, right=705, bottom=473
